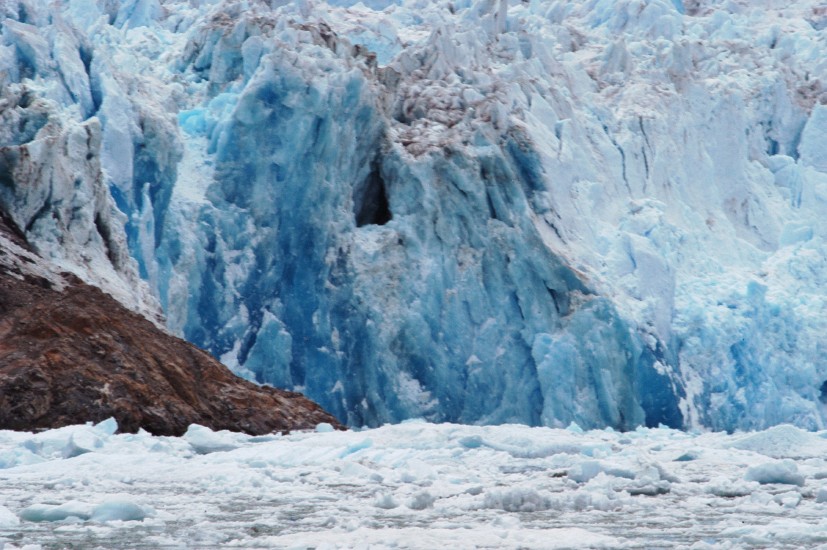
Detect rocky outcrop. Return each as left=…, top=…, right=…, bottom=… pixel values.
left=0, top=215, right=342, bottom=436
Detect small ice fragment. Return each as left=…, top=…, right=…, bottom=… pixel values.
left=730, top=425, right=823, bottom=459
left=184, top=425, right=240, bottom=454
left=568, top=461, right=604, bottom=483
left=90, top=500, right=149, bottom=522
left=628, top=480, right=671, bottom=496
left=63, top=430, right=103, bottom=458
left=706, top=477, right=758, bottom=498
left=0, top=447, right=45, bottom=469
left=93, top=417, right=119, bottom=436
left=627, top=464, right=672, bottom=495
left=674, top=451, right=699, bottom=462
left=374, top=493, right=399, bottom=509
left=339, top=438, right=373, bottom=457
left=19, top=502, right=92, bottom=522
left=408, top=491, right=435, bottom=510
left=655, top=464, right=680, bottom=483
left=483, top=488, right=552, bottom=512
left=315, top=423, right=335, bottom=433
left=339, top=461, right=375, bottom=479
left=744, top=460, right=805, bottom=486
left=0, top=504, right=20, bottom=528
left=458, top=435, right=483, bottom=448
left=774, top=492, right=801, bottom=509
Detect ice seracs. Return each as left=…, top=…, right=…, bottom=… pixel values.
left=1, top=0, right=826, bottom=431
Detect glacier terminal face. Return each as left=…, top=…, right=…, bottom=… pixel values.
left=2, top=0, right=826, bottom=431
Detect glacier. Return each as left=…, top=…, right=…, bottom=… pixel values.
left=1, top=0, right=826, bottom=431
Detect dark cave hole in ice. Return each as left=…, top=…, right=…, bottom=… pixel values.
left=354, top=163, right=392, bottom=227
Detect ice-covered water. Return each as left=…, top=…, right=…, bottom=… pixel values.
left=4, top=420, right=827, bottom=548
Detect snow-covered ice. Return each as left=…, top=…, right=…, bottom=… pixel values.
left=3, top=420, right=827, bottom=548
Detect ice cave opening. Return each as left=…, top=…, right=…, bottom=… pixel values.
left=354, top=162, right=392, bottom=227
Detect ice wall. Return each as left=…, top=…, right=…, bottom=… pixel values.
left=153, top=5, right=682, bottom=428
left=3, top=0, right=826, bottom=431
left=0, top=1, right=160, bottom=320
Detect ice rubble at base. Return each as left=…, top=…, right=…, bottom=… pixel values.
left=4, top=420, right=827, bottom=547
left=2, top=0, right=827, bottom=431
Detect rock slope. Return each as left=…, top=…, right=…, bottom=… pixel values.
left=0, top=216, right=341, bottom=435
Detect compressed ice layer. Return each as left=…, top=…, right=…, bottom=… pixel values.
left=3, top=0, right=827, bottom=431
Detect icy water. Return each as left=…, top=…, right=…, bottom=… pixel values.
left=3, top=420, right=827, bottom=548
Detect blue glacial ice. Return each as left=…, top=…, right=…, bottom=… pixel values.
left=1, top=0, right=826, bottom=431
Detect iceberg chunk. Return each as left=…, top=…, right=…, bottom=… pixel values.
left=744, top=460, right=805, bottom=487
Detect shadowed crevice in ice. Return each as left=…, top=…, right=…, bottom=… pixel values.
left=354, top=161, right=392, bottom=227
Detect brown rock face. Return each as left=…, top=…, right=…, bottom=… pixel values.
left=0, top=215, right=343, bottom=436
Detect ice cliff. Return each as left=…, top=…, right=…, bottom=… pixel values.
left=1, top=0, right=825, bottom=430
